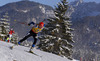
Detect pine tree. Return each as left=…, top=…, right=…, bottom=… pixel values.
left=0, top=12, right=10, bottom=40
left=38, top=0, right=74, bottom=59
left=11, top=32, right=18, bottom=43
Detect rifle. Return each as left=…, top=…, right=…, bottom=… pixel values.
left=14, top=19, right=48, bottom=26
left=14, top=20, right=28, bottom=26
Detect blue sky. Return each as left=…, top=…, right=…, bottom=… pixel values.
left=0, top=0, right=100, bottom=7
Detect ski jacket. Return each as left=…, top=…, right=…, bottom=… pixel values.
left=28, top=22, right=45, bottom=33
left=9, top=30, right=15, bottom=35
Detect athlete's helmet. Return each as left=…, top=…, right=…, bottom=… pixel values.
left=39, top=22, right=44, bottom=28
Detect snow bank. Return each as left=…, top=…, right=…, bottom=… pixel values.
left=0, top=41, right=75, bottom=61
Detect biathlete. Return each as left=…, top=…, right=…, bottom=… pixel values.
left=18, top=21, right=45, bottom=53
left=6, top=28, right=15, bottom=42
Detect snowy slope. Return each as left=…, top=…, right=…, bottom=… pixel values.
left=0, top=41, right=78, bottom=61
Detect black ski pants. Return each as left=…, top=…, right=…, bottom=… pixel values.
left=19, top=30, right=37, bottom=46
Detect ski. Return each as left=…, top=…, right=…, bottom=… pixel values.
left=10, top=44, right=18, bottom=50
left=26, top=51, right=42, bottom=57
left=10, top=45, right=15, bottom=50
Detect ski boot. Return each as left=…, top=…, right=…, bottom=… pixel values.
left=29, top=50, right=34, bottom=53
left=10, top=41, right=21, bottom=50
left=29, top=45, right=35, bottom=53
left=29, top=47, right=34, bottom=53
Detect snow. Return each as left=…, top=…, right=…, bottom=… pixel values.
left=16, top=9, right=29, bottom=13
left=0, top=41, right=77, bottom=61
left=66, top=0, right=83, bottom=17
left=39, top=5, right=45, bottom=14
left=0, top=34, right=6, bottom=36
left=45, top=10, right=54, bottom=15
left=56, top=24, right=60, bottom=27
left=72, top=59, right=79, bottom=61
left=75, top=0, right=83, bottom=6
left=86, top=28, right=91, bottom=32
left=21, top=10, right=28, bottom=13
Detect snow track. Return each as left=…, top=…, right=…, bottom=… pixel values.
left=0, top=41, right=77, bottom=61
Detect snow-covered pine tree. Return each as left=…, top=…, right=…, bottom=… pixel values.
left=11, top=32, right=18, bottom=43
left=0, top=12, right=10, bottom=40
left=38, top=0, right=74, bottom=59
